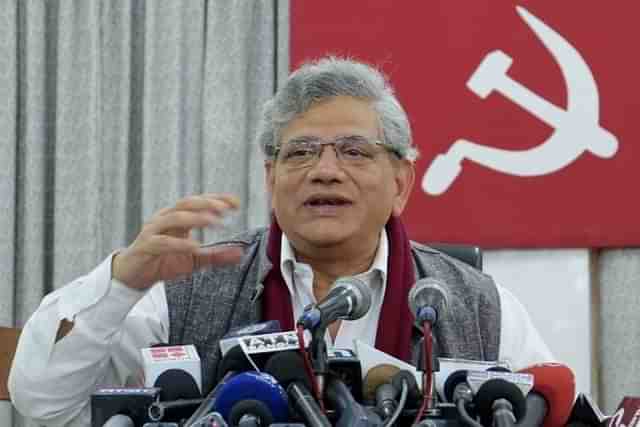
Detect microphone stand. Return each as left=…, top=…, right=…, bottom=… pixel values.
left=309, top=321, right=330, bottom=399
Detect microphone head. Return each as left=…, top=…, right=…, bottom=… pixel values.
left=263, top=351, right=312, bottom=390
left=390, top=370, right=422, bottom=408
left=443, top=369, right=469, bottom=403
left=362, top=364, right=400, bottom=402
left=216, top=344, right=255, bottom=382
left=475, top=378, right=527, bottom=425
left=518, top=362, right=576, bottom=427
left=408, top=278, right=450, bottom=325
left=212, top=371, right=289, bottom=423
left=331, top=276, right=372, bottom=320
left=154, top=369, right=201, bottom=400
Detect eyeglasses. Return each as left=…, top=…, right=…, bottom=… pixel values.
left=273, top=135, right=399, bottom=169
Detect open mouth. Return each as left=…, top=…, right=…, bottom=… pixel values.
left=304, top=196, right=352, bottom=207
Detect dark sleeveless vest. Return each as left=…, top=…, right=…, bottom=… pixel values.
left=165, top=227, right=501, bottom=395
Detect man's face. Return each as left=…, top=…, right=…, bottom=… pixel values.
left=266, top=96, right=415, bottom=254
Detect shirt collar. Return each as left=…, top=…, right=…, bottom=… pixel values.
left=280, top=229, right=389, bottom=286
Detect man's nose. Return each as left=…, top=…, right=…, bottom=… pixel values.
left=308, top=145, right=345, bottom=181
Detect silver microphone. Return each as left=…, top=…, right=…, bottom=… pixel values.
left=298, top=276, right=372, bottom=329
left=408, top=278, right=450, bottom=326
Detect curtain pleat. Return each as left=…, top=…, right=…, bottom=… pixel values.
left=2, top=1, right=276, bottom=425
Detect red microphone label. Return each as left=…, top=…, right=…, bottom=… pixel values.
left=608, top=397, right=640, bottom=427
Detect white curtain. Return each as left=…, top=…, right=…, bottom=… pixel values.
left=0, top=1, right=288, bottom=426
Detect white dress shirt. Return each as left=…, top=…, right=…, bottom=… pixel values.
left=9, top=234, right=553, bottom=427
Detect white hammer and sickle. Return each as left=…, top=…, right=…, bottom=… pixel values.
left=423, top=6, right=619, bottom=196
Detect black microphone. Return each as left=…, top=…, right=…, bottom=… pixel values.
left=408, top=278, right=450, bottom=326
left=153, top=368, right=201, bottom=401
left=184, top=345, right=255, bottom=427
left=566, top=393, right=609, bottom=427
left=325, top=376, right=383, bottom=427
left=297, top=276, right=373, bottom=397
left=475, top=378, right=528, bottom=427
left=264, top=351, right=331, bottom=427
left=443, top=369, right=474, bottom=405
left=141, top=345, right=202, bottom=401
left=297, top=276, right=372, bottom=329
left=327, top=348, right=363, bottom=402
left=91, top=387, right=161, bottom=427
left=147, top=398, right=204, bottom=422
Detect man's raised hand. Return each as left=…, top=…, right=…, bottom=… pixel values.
left=112, top=194, right=244, bottom=290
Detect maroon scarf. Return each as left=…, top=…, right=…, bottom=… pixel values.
left=262, top=215, right=415, bottom=362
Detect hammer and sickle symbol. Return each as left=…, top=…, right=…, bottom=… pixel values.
left=422, top=6, right=619, bottom=196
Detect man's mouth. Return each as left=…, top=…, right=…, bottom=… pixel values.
left=304, top=196, right=352, bottom=207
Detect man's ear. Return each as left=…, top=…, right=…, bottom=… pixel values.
left=392, top=160, right=415, bottom=217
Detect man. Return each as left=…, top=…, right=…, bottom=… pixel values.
left=9, top=57, right=551, bottom=426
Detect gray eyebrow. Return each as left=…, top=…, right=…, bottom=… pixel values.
left=286, top=135, right=370, bottom=144
left=285, top=136, right=322, bottom=144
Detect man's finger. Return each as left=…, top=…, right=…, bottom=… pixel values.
left=193, top=245, right=245, bottom=269
left=144, top=211, right=220, bottom=236
left=144, top=235, right=201, bottom=254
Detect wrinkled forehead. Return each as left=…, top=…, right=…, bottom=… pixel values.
left=279, top=96, right=382, bottom=144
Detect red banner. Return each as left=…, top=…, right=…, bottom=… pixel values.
left=291, top=1, right=640, bottom=247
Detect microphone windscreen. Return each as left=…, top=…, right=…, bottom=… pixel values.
left=263, top=351, right=312, bottom=390
left=475, top=378, right=527, bottom=425
left=443, top=369, right=468, bottom=402
left=518, top=362, right=575, bottom=427
left=141, top=345, right=202, bottom=398
left=216, top=344, right=255, bottom=382
left=212, top=371, right=289, bottom=423
left=362, top=364, right=400, bottom=402
left=408, top=278, right=449, bottom=325
left=154, top=369, right=201, bottom=400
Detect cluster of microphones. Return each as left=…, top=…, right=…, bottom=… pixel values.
left=91, top=277, right=634, bottom=427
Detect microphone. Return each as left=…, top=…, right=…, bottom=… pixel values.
left=566, top=393, right=609, bottom=427
left=517, top=362, right=575, bottom=427
left=91, top=387, right=161, bottom=427
left=391, top=370, right=422, bottom=409
left=475, top=378, right=528, bottom=427
left=216, top=344, right=256, bottom=382
left=183, top=345, right=255, bottom=427
left=327, top=348, right=364, bottom=402
left=408, top=278, right=450, bottom=326
left=443, top=369, right=474, bottom=405
left=102, top=414, right=134, bottom=427
left=229, top=399, right=275, bottom=426
left=325, top=376, right=383, bottom=427
left=264, top=351, right=331, bottom=427
left=363, top=364, right=400, bottom=418
left=211, top=371, right=289, bottom=424
left=141, top=345, right=202, bottom=400
left=147, top=398, right=203, bottom=422
left=297, top=276, right=372, bottom=329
